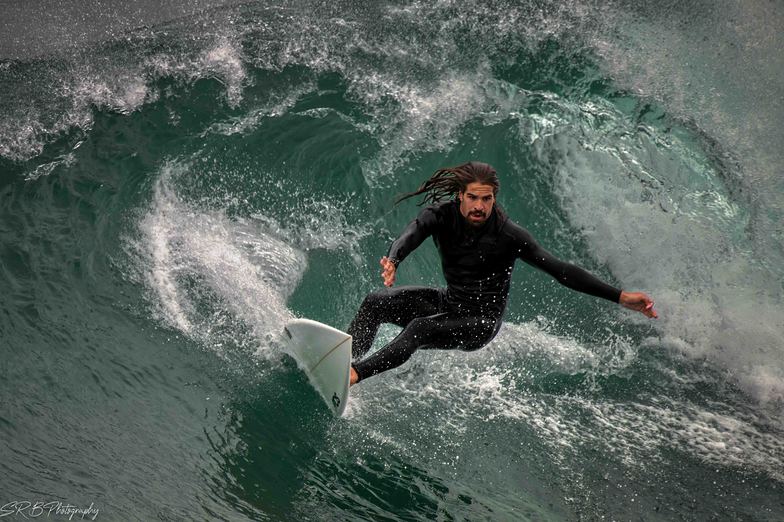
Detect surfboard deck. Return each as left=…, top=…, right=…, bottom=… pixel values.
left=282, top=318, right=351, bottom=417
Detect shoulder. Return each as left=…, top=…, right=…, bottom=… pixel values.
left=417, top=200, right=456, bottom=223
left=433, top=199, right=457, bottom=216
left=498, top=212, right=536, bottom=248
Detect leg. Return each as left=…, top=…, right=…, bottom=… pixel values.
left=347, top=286, right=443, bottom=360
left=353, top=313, right=501, bottom=383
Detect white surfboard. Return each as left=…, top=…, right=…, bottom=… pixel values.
left=283, top=318, right=351, bottom=417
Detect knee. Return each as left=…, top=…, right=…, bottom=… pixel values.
left=404, top=316, right=435, bottom=342
left=461, top=319, right=500, bottom=351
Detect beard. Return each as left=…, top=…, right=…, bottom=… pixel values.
left=465, top=210, right=488, bottom=227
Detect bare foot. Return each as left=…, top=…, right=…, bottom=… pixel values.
left=350, top=367, right=358, bottom=386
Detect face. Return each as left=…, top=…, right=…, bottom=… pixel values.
left=458, top=182, right=496, bottom=227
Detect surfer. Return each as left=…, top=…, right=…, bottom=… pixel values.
left=348, top=161, right=657, bottom=385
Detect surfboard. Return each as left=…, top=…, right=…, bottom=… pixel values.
left=282, top=318, right=352, bottom=417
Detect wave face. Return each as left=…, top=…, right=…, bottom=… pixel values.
left=1, top=1, right=782, bottom=519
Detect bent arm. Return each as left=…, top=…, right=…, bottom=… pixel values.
left=387, top=206, right=439, bottom=267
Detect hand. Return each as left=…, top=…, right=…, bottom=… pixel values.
left=380, top=256, right=397, bottom=287
left=619, top=291, right=658, bottom=318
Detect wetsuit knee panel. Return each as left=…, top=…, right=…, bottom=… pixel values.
left=404, top=315, right=440, bottom=334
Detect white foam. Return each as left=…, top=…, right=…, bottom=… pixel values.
left=1, top=66, right=155, bottom=162
left=135, top=160, right=306, bottom=358
left=1, top=33, right=251, bottom=163
left=577, top=3, right=784, bottom=406
left=24, top=152, right=77, bottom=181
left=146, top=36, right=247, bottom=108
left=293, top=107, right=376, bottom=135
left=492, top=321, right=599, bottom=373
left=203, top=81, right=317, bottom=136
left=199, top=37, right=246, bottom=108
left=519, top=94, right=784, bottom=405
left=357, top=71, right=487, bottom=184
left=67, top=69, right=157, bottom=115
left=351, top=325, right=784, bottom=482
left=250, top=195, right=370, bottom=266
left=0, top=113, right=47, bottom=161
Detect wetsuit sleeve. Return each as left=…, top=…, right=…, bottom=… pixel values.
left=387, top=206, right=440, bottom=267
left=512, top=225, right=622, bottom=303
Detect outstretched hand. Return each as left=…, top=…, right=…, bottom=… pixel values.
left=619, top=291, right=658, bottom=318
left=380, top=256, right=396, bottom=287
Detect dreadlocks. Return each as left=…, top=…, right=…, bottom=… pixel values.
left=395, top=161, right=500, bottom=206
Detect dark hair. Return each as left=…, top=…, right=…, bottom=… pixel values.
left=395, top=161, right=500, bottom=206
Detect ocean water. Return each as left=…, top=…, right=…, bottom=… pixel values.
left=1, top=1, right=783, bottom=520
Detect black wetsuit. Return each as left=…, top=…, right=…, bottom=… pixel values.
left=349, top=200, right=621, bottom=382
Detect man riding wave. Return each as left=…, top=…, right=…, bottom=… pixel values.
left=348, top=161, right=657, bottom=385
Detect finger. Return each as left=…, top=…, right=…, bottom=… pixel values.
left=643, top=297, right=657, bottom=318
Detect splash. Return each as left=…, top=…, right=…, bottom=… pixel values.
left=348, top=321, right=784, bottom=483
left=1, top=31, right=247, bottom=163
left=516, top=93, right=784, bottom=406
left=135, top=160, right=305, bottom=358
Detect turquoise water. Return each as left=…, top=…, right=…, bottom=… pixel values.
left=2, top=1, right=783, bottom=520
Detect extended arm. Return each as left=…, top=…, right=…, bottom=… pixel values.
left=517, top=228, right=657, bottom=318
left=523, top=241, right=622, bottom=302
